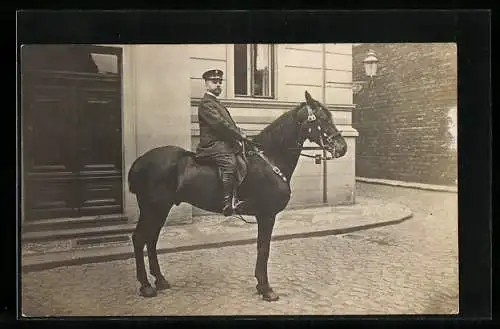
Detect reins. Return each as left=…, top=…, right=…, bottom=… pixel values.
left=233, top=104, right=340, bottom=224
left=244, top=139, right=333, bottom=161
left=243, top=102, right=341, bottom=163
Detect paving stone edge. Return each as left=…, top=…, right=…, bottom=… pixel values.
left=356, top=177, right=457, bottom=193
left=22, top=211, right=413, bottom=273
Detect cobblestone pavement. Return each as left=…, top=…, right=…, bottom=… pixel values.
left=21, top=183, right=458, bottom=316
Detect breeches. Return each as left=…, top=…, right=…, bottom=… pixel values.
left=197, top=153, right=237, bottom=173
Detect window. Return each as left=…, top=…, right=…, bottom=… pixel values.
left=234, top=44, right=274, bottom=98
left=90, top=52, right=119, bottom=74
left=21, top=45, right=121, bottom=75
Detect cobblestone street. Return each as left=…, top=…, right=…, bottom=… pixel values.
left=21, top=183, right=458, bottom=316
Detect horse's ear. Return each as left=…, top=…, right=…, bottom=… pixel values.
left=305, top=91, right=314, bottom=105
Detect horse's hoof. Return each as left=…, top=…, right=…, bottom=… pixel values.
left=262, top=290, right=280, bottom=302
left=139, top=285, right=157, bottom=298
left=256, top=285, right=280, bottom=302
left=155, top=278, right=171, bottom=290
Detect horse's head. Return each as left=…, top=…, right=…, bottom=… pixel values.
left=297, top=91, right=347, bottom=158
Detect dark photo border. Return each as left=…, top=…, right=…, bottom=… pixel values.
left=10, top=9, right=492, bottom=328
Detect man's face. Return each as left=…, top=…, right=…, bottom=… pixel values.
left=205, top=78, right=223, bottom=96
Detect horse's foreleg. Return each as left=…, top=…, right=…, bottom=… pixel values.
left=146, top=233, right=171, bottom=291
left=255, top=215, right=279, bottom=301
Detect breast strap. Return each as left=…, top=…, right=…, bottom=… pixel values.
left=246, top=147, right=287, bottom=183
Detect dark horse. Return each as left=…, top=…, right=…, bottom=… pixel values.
left=128, top=91, right=347, bottom=301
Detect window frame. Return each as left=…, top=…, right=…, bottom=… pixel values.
left=234, top=44, right=276, bottom=99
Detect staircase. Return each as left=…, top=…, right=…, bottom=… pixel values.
left=22, top=214, right=136, bottom=252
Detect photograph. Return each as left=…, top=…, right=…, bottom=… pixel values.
left=19, top=42, right=459, bottom=316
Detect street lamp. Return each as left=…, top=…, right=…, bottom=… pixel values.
left=363, top=49, right=379, bottom=79
left=363, top=49, right=379, bottom=88
left=353, top=49, right=380, bottom=93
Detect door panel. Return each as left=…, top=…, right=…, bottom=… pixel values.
left=76, top=89, right=123, bottom=216
left=77, top=90, right=121, bottom=171
left=23, top=85, right=79, bottom=221
left=27, top=86, right=75, bottom=173
left=25, top=178, right=77, bottom=220
left=78, top=177, right=123, bottom=216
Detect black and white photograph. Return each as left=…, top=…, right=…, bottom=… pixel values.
left=18, top=41, right=462, bottom=317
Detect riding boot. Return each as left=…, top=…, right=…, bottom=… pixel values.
left=221, top=169, right=235, bottom=216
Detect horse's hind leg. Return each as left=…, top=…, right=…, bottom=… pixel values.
left=146, top=201, right=174, bottom=291
left=132, top=213, right=156, bottom=298
left=133, top=195, right=174, bottom=298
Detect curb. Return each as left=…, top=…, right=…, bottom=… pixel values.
left=21, top=212, right=413, bottom=273
left=22, top=223, right=137, bottom=243
left=356, top=177, right=458, bottom=193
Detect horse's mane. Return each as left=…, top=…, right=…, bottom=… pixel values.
left=252, top=103, right=305, bottom=151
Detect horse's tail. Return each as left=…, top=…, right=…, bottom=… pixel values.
left=128, top=154, right=146, bottom=194
left=128, top=164, right=140, bottom=194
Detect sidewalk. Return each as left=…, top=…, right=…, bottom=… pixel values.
left=21, top=196, right=413, bottom=273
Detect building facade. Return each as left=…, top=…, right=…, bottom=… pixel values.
left=21, top=43, right=358, bottom=226
left=352, top=43, right=457, bottom=186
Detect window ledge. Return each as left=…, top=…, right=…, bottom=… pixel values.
left=191, top=97, right=356, bottom=111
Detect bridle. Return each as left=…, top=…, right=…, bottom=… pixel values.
left=291, top=104, right=341, bottom=161
left=244, top=103, right=342, bottom=162
left=234, top=103, right=342, bottom=223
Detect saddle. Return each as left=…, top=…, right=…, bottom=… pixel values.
left=175, top=142, right=287, bottom=201
left=175, top=152, right=248, bottom=198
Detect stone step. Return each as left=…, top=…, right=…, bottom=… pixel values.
left=22, top=222, right=137, bottom=243
left=22, top=233, right=134, bottom=256
left=73, top=234, right=132, bottom=248
left=22, top=214, right=129, bottom=233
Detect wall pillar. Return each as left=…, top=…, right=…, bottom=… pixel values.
left=122, top=45, right=192, bottom=224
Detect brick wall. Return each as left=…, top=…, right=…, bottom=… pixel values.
left=352, top=43, right=457, bottom=185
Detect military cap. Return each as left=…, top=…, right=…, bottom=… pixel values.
left=202, top=69, right=224, bottom=80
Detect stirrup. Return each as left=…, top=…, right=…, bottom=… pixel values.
left=232, top=197, right=245, bottom=208
left=234, top=200, right=245, bottom=208
left=232, top=199, right=246, bottom=215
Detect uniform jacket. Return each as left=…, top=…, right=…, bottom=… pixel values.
left=196, top=92, right=245, bottom=157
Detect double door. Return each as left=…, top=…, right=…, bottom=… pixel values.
left=22, top=70, right=123, bottom=221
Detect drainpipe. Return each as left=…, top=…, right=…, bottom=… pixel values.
left=322, top=44, right=327, bottom=204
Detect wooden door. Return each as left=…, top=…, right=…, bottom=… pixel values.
left=22, top=45, right=123, bottom=221
left=75, top=85, right=123, bottom=217
left=23, top=82, right=79, bottom=220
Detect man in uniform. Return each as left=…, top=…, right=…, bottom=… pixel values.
left=195, top=69, right=248, bottom=216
